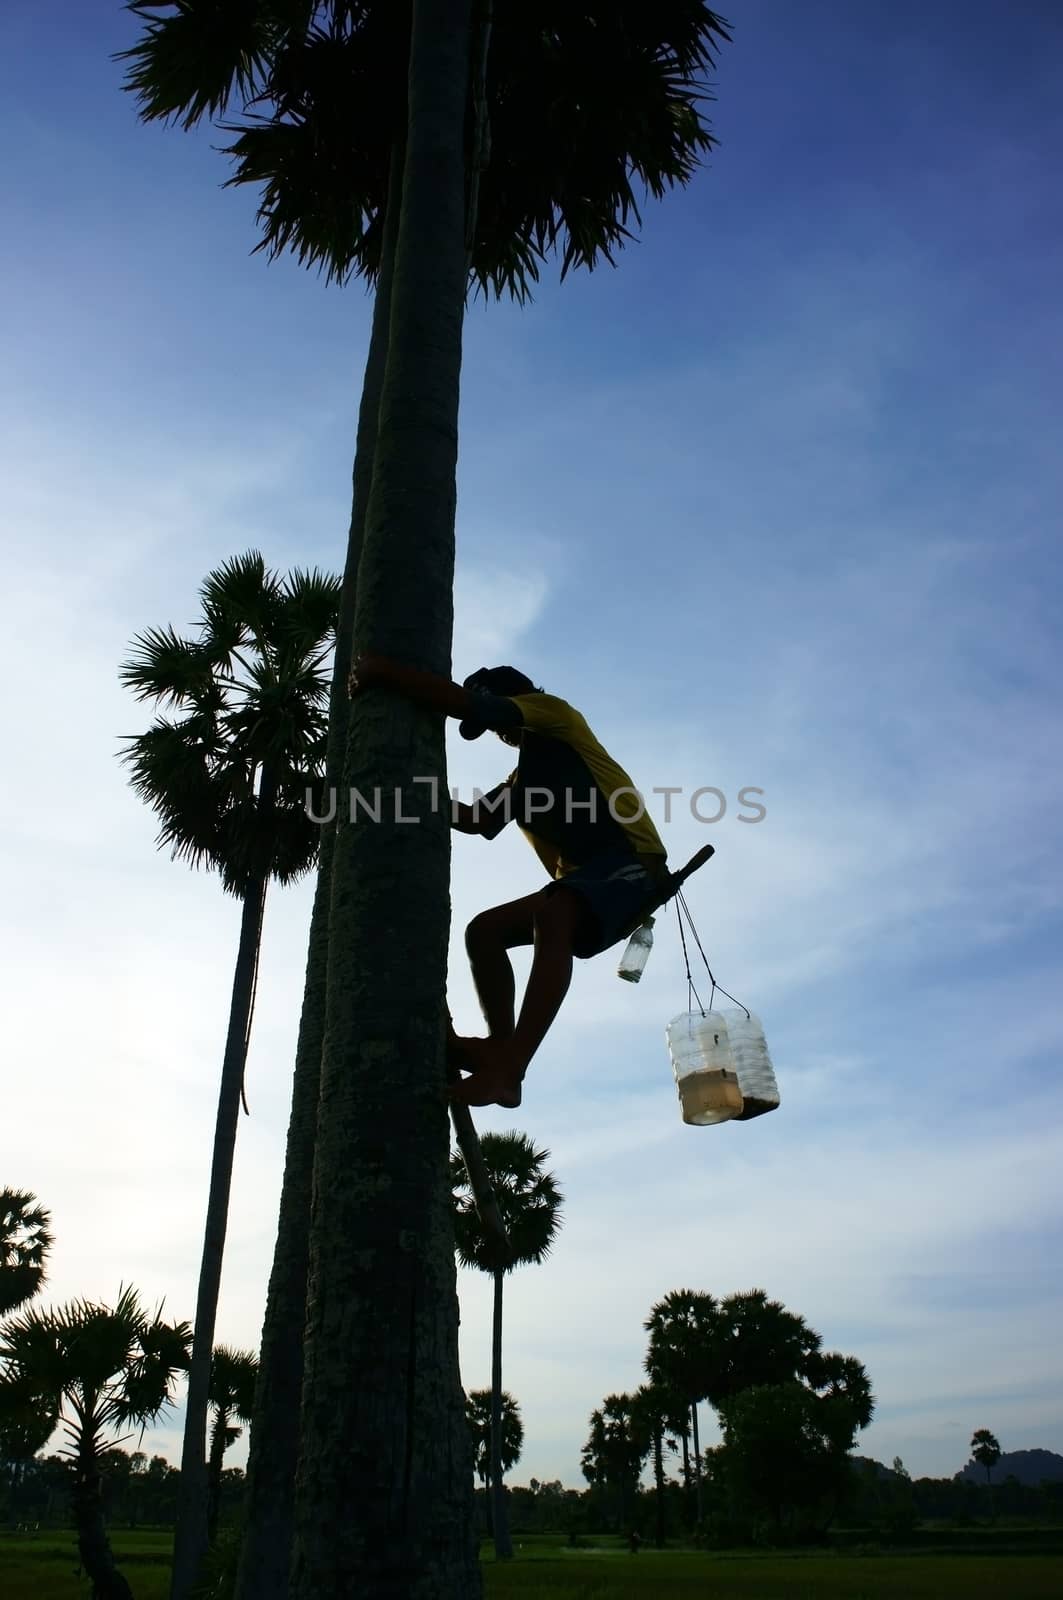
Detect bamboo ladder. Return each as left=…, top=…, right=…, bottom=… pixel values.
left=450, top=842, right=717, bottom=1262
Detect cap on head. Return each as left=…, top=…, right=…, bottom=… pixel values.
left=459, top=665, right=538, bottom=740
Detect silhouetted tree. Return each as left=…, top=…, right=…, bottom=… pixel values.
left=971, top=1428, right=1002, bottom=1487
left=120, top=551, right=338, bottom=1595
left=452, top=1132, right=562, bottom=1558
left=0, top=1190, right=53, bottom=1316
left=0, top=1287, right=189, bottom=1599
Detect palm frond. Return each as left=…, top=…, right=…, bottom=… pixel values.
left=0, top=1190, right=53, bottom=1316
left=120, top=719, right=229, bottom=870
left=276, top=567, right=341, bottom=657
left=198, top=550, right=277, bottom=651
left=116, top=0, right=302, bottom=131
left=209, top=1345, right=259, bottom=1423
left=119, top=625, right=215, bottom=707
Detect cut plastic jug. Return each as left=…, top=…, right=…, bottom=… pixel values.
left=720, top=1009, right=780, bottom=1120
left=666, top=1011, right=744, bottom=1126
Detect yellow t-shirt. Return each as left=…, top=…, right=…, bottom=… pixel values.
left=502, top=693, right=666, bottom=877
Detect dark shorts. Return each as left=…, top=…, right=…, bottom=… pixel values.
left=544, top=850, right=668, bottom=959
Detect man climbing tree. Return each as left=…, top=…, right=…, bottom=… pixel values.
left=349, top=657, right=667, bottom=1108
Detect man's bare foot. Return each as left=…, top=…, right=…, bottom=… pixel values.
left=447, top=1029, right=482, bottom=1068
left=452, top=1067, right=523, bottom=1110
left=450, top=1037, right=526, bottom=1110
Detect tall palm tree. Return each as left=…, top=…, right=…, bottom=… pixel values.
left=207, top=1346, right=258, bottom=1546
left=0, top=1286, right=190, bottom=1600
left=465, top=1387, right=523, bottom=1528
left=451, top=1131, right=563, bottom=1560
left=278, top=8, right=727, bottom=1582
left=122, top=6, right=731, bottom=1593
left=287, top=10, right=479, bottom=1593
left=0, top=1189, right=53, bottom=1316
left=119, top=551, right=339, bottom=1599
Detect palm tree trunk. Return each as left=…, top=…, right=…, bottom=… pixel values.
left=234, top=139, right=403, bottom=1600
left=691, top=1400, right=703, bottom=1525
left=490, top=1266, right=513, bottom=1560
left=206, top=1405, right=227, bottom=1548
left=288, top=2, right=479, bottom=1596
left=680, top=1427, right=691, bottom=1519
left=171, top=820, right=272, bottom=1600
left=653, top=1426, right=666, bottom=1548
left=74, top=1436, right=134, bottom=1600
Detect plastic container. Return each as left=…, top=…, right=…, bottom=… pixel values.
left=666, top=1011, right=743, bottom=1125
left=617, top=918, right=654, bottom=982
left=721, top=1008, right=780, bottom=1120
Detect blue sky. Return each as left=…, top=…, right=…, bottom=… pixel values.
left=2, top=0, right=1061, bottom=1487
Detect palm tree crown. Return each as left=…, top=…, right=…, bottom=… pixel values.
left=465, top=1388, right=523, bottom=1486
left=451, top=1131, right=562, bottom=1274
left=708, top=1288, right=824, bottom=1405
left=0, top=1189, right=53, bottom=1317
left=119, top=550, right=340, bottom=896
left=119, top=1, right=732, bottom=300
left=210, top=1344, right=259, bottom=1428
left=643, top=1287, right=717, bottom=1401
left=970, top=1427, right=1002, bottom=1484
left=0, top=1284, right=191, bottom=1453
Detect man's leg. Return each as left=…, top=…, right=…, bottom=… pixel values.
left=462, top=892, right=539, bottom=1040
left=453, top=886, right=591, bottom=1107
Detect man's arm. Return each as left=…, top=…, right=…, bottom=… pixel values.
left=348, top=654, right=470, bottom=718
left=349, top=655, right=518, bottom=838
left=452, top=780, right=513, bottom=839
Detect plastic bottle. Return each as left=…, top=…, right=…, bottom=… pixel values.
left=721, top=1009, right=780, bottom=1120
left=617, top=918, right=654, bottom=982
left=665, top=1011, right=744, bottom=1125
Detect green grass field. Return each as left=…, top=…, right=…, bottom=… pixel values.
left=2, top=1530, right=1061, bottom=1599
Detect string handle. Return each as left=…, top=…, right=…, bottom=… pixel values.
left=673, top=887, right=750, bottom=1020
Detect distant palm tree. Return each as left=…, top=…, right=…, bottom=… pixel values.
left=580, top=1393, right=651, bottom=1533
left=465, top=1387, right=523, bottom=1526
left=0, top=1285, right=190, bottom=1600
left=644, top=1289, right=718, bottom=1524
left=451, top=1132, right=562, bottom=1560
left=0, top=1189, right=53, bottom=1316
left=971, top=1428, right=1002, bottom=1486
left=120, top=551, right=339, bottom=1594
left=207, top=1346, right=258, bottom=1546
left=631, top=1381, right=689, bottom=1547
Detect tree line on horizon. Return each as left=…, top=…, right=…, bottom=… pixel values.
left=5, top=1201, right=1055, bottom=1574
left=1, top=1135, right=564, bottom=1595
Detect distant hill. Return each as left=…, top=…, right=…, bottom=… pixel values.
left=956, top=1449, right=1063, bottom=1486
left=851, top=1456, right=900, bottom=1481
